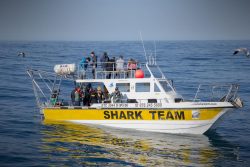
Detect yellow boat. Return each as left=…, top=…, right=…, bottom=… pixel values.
left=27, top=53, right=243, bottom=134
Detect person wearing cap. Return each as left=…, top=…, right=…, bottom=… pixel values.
left=110, top=87, right=122, bottom=103
left=90, top=51, right=97, bottom=79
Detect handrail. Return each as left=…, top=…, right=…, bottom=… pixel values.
left=193, top=83, right=239, bottom=102
left=77, top=61, right=144, bottom=79
left=76, top=60, right=171, bottom=80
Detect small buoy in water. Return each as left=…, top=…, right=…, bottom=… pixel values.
left=135, top=69, right=144, bottom=78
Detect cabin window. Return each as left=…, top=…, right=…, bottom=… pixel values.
left=159, top=81, right=172, bottom=92
left=154, top=84, right=161, bottom=92
left=136, top=83, right=150, bottom=92
left=116, top=83, right=130, bottom=92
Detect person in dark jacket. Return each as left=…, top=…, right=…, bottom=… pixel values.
left=106, top=57, right=116, bottom=79
left=83, top=85, right=90, bottom=106
left=106, top=59, right=112, bottom=79
left=71, top=88, right=76, bottom=105
left=100, top=52, right=109, bottom=71
left=89, top=88, right=98, bottom=104
left=110, top=57, right=116, bottom=71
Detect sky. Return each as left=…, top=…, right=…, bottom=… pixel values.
left=0, top=0, right=250, bottom=41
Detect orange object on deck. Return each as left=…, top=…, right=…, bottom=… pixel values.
left=135, top=69, right=144, bottom=78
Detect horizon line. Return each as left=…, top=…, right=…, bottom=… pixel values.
left=1, top=39, right=250, bottom=42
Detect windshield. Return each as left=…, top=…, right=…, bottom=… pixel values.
left=159, top=80, right=174, bottom=92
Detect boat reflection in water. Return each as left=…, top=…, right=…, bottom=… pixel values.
left=41, top=121, right=236, bottom=166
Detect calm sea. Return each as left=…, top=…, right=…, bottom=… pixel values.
left=0, top=41, right=249, bottom=166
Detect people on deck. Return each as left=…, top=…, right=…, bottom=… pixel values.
left=74, top=87, right=81, bottom=106
left=100, top=52, right=109, bottom=71
left=71, top=88, right=77, bottom=105
left=110, top=87, right=122, bottom=103
left=127, top=58, right=137, bottom=70
left=103, top=86, right=110, bottom=101
left=96, top=86, right=104, bottom=103
left=116, top=55, right=125, bottom=78
left=127, top=58, right=137, bottom=77
left=79, top=57, right=90, bottom=79
left=70, top=84, right=125, bottom=105
left=50, top=90, right=59, bottom=106
left=83, top=84, right=91, bottom=106
left=106, top=58, right=113, bottom=79
left=89, top=88, right=98, bottom=104
left=90, top=51, right=97, bottom=79
left=110, top=57, right=116, bottom=71
left=79, top=87, right=85, bottom=106
left=83, top=88, right=89, bottom=106
left=106, top=57, right=116, bottom=79
left=104, top=53, right=110, bottom=72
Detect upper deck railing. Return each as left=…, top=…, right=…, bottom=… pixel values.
left=76, top=61, right=158, bottom=80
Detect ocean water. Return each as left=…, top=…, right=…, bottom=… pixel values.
left=0, top=41, right=250, bottom=166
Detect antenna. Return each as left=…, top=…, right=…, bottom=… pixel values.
left=154, top=40, right=157, bottom=65
left=139, top=32, right=148, bottom=63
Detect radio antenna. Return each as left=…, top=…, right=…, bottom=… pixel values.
left=140, top=32, right=148, bottom=63
left=154, top=40, right=157, bottom=65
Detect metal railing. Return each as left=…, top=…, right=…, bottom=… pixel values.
left=77, top=61, right=144, bottom=79
left=27, top=68, right=75, bottom=108
left=193, top=83, right=239, bottom=102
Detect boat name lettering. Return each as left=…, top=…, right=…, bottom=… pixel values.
left=149, top=111, right=185, bottom=120
left=104, top=111, right=143, bottom=120
left=103, top=110, right=185, bottom=120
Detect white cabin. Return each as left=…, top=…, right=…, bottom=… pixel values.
left=76, top=63, right=183, bottom=104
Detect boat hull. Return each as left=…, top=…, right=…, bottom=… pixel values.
left=42, top=107, right=233, bottom=134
